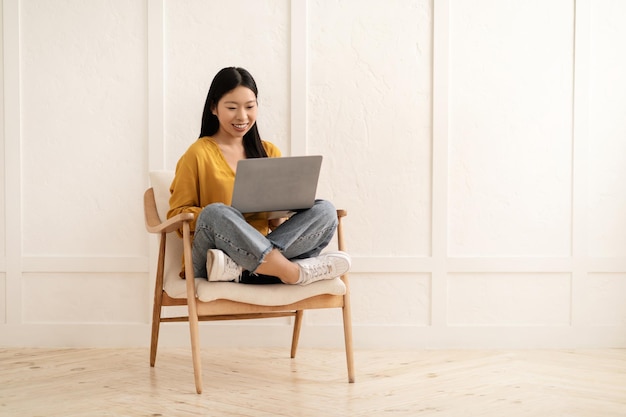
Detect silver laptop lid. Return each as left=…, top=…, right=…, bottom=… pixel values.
left=231, top=155, right=323, bottom=213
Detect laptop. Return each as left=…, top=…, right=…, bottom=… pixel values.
left=231, top=155, right=323, bottom=216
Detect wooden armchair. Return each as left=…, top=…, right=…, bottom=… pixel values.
left=144, top=171, right=355, bottom=394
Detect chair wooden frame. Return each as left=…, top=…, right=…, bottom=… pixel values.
left=144, top=187, right=355, bottom=393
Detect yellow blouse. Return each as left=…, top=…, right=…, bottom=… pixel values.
left=167, top=136, right=282, bottom=236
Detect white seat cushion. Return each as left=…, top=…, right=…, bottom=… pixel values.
left=165, top=276, right=346, bottom=305
left=149, top=171, right=347, bottom=305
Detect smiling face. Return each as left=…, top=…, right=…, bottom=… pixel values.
left=212, top=86, right=258, bottom=140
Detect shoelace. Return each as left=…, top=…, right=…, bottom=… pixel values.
left=302, top=260, right=333, bottom=279
left=224, top=257, right=241, bottom=278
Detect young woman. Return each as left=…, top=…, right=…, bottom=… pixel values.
left=168, top=67, right=350, bottom=285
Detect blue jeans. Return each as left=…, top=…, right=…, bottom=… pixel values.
left=191, top=200, right=338, bottom=279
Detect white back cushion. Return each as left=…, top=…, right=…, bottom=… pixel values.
left=149, top=171, right=175, bottom=222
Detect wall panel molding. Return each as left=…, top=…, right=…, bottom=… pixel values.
left=2, top=323, right=625, bottom=349
left=10, top=255, right=624, bottom=275
left=8, top=255, right=624, bottom=275
left=148, top=0, right=164, bottom=172
left=3, top=0, right=22, bottom=325
left=0, top=0, right=6, bottom=262
left=21, top=257, right=148, bottom=273
left=431, top=0, right=450, bottom=329
left=350, top=257, right=626, bottom=274
left=290, top=0, right=307, bottom=156
left=571, top=0, right=590, bottom=328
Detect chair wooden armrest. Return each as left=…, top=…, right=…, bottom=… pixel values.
left=144, top=188, right=194, bottom=234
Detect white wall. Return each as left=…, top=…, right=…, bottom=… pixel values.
left=1, top=0, right=625, bottom=349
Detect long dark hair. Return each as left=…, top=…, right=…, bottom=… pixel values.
left=199, top=67, right=268, bottom=158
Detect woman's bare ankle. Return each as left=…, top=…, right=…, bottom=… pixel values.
left=254, top=249, right=300, bottom=284
left=279, top=263, right=300, bottom=284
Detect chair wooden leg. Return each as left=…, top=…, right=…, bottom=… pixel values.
left=342, top=289, right=355, bottom=383
left=290, top=310, right=304, bottom=358
left=181, top=223, right=203, bottom=394
left=336, top=214, right=355, bottom=382
left=150, top=234, right=167, bottom=367
left=188, top=305, right=203, bottom=394
left=149, top=295, right=162, bottom=367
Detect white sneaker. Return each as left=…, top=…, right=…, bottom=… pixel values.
left=206, top=249, right=243, bottom=283
left=293, top=251, right=351, bottom=285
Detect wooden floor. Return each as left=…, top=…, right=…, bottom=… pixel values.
left=1, top=348, right=625, bottom=416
